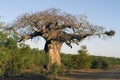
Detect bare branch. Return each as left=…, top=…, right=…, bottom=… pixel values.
left=9, top=8, right=115, bottom=47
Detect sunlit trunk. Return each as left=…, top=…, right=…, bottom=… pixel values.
left=44, top=40, right=62, bottom=68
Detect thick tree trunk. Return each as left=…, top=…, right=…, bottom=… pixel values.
left=44, top=40, right=63, bottom=68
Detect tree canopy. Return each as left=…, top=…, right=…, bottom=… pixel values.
left=7, top=8, right=114, bottom=48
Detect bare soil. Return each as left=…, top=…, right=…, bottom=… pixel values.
left=57, top=66, right=120, bottom=80
left=1, top=66, right=120, bottom=80
left=59, top=69, right=120, bottom=80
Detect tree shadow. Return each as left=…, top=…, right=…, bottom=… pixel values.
left=0, top=74, right=50, bottom=80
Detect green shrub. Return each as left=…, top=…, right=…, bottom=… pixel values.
left=71, top=46, right=91, bottom=69
left=91, top=59, right=109, bottom=69
left=61, top=53, right=73, bottom=69
left=48, top=63, right=61, bottom=76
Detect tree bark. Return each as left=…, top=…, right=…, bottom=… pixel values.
left=44, top=40, right=63, bottom=68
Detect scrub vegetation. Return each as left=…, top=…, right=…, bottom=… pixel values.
left=0, top=31, right=120, bottom=79
left=0, top=9, right=119, bottom=79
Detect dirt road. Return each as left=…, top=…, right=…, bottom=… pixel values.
left=58, top=68, right=120, bottom=80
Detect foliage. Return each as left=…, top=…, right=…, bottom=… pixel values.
left=0, top=23, right=118, bottom=77
left=91, top=55, right=120, bottom=69
left=61, top=46, right=92, bottom=69
left=61, top=53, right=73, bottom=68
left=5, top=8, right=115, bottom=66
left=62, top=46, right=92, bottom=69
left=48, top=63, right=61, bottom=76
left=91, top=59, right=109, bottom=69
left=0, top=31, right=49, bottom=77
left=61, top=47, right=120, bottom=70
left=0, top=31, right=119, bottom=77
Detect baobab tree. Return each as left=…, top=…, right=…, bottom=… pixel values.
left=9, top=8, right=115, bottom=67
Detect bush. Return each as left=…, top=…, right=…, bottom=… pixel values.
left=71, top=46, right=91, bottom=69
left=61, top=53, right=73, bottom=69
left=0, top=32, right=49, bottom=77
left=91, top=59, right=109, bottom=69
left=49, top=63, right=61, bottom=74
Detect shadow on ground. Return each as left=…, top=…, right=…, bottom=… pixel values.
left=0, top=74, right=49, bottom=80
left=1, top=68, right=120, bottom=80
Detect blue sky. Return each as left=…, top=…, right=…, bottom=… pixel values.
left=0, top=0, right=120, bottom=57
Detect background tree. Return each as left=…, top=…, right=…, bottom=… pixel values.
left=6, top=8, right=115, bottom=67
left=71, top=45, right=91, bottom=69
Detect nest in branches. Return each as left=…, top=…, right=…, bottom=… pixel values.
left=105, top=30, right=115, bottom=36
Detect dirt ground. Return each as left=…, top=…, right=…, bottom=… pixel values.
left=1, top=67, right=120, bottom=80
left=57, top=66, right=120, bottom=80
left=59, top=70, right=120, bottom=80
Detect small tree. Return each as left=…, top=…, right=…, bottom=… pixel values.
left=71, top=46, right=91, bottom=69
left=4, top=8, right=115, bottom=68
